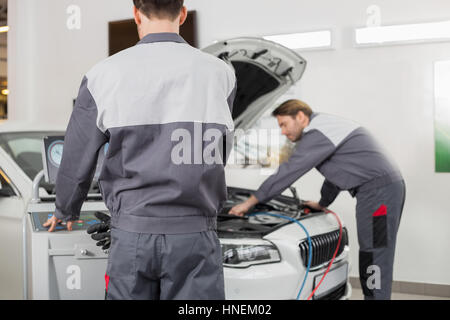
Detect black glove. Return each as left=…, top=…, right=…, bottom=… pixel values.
left=87, top=211, right=111, bottom=251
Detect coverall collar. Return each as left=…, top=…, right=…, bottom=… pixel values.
left=299, top=112, right=318, bottom=140
left=137, top=32, right=188, bottom=45
left=304, top=112, right=318, bottom=130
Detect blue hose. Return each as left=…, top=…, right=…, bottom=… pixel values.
left=248, top=212, right=312, bottom=300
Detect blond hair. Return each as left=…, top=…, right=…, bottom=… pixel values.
left=272, top=99, right=313, bottom=118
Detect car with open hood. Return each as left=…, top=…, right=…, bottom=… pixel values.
left=0, top=38, right=351, bottom=300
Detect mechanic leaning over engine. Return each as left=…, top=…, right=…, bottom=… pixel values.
left=44, top=0, right=237, bottom=300
left=229, top=99, right=405, bottom=300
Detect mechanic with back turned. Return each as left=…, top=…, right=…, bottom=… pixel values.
left=43, top=0, right=237, bottom=300
left=229, top=99, right=405, bottom=300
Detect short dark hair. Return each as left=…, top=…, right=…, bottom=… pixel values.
left=133, top=0, right=184, bottom=20
left=272, top=99, right=313, bottom=118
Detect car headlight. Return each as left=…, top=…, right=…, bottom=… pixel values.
left=221, top=241, right=281, bottom=268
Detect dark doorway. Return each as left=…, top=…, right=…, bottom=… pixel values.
left=109, top=11, right=198, bottom=56
left=0, top=0, right=7, bottom=119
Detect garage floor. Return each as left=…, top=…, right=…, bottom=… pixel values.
left=350, top=288, right=450, bottom=300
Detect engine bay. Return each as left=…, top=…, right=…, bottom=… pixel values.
left=217, top=187, right=322, bottom=238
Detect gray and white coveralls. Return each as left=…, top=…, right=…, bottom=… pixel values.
left=54, top=33, right=237, bottom=300
left=254, top=112, right=405, bottom=300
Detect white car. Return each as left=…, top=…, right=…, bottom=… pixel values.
left=0, top=38, right=352, bottom=300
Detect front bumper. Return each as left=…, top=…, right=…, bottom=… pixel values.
left=223, top=249, right=352, bottom=300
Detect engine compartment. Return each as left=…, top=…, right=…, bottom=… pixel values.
left=217, top=187, right=324, bottom=238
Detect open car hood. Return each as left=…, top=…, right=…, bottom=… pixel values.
left=203, top=37, right=307, bottom=130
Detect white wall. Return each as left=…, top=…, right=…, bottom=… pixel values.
left=7, top=0, right=450, bottom=285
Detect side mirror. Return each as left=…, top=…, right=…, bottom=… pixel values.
left=0, top=170, right=16, bottom=198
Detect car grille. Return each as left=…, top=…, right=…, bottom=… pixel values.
left=299, top=227, right=348, bottom=268
left=314, top=283, right=347, bottom=300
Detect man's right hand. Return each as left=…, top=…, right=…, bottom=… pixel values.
left=87, top=212, right=111, bottom=251
left=228, top=195, right=260, bottom=217
left=229, top=202, right=252, bottom=217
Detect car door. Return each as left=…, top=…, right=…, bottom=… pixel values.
left=0, top=165, right=26, bottom=299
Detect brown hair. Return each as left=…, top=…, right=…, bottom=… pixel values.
left=272, top=99, right=313, bottom=118
left=133, top=0, right=184, bottom=20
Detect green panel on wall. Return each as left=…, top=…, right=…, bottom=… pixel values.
left=435, top=61, right=450, bottom=173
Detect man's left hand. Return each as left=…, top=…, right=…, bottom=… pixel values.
left=43, top=215, right=74, bottom=232
left=304, top=201, right=325, bottom=211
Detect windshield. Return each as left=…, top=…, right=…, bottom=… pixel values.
left=0, top=131, right=100, bottom=195
left=0, top=132, right=64, bottom=180
left=229, top=97, right=296, bottom=169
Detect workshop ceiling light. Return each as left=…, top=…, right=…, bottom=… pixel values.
left=264, top=30, right=332, bottom=50
left=1, top=89, right=9, bottom=96
left=355, top=20, right=450, bottom=46
left=0, top=26, right=9, bottom=33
